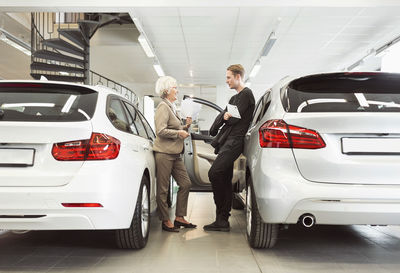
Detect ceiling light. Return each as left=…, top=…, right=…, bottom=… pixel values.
left=189, top=70, right=193, bottom=77
left=249, top=61, right=261, bottom=78
left=138, top=34, right=154, bottom=58
left=260, top=32, right=277, bottom=57
left=0, top=30, right=31, bottom=56
left=153, top=63, right=165, bottom=77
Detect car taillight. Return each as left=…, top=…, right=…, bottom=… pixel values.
left=52, top=133, right=120, bottom=161
left=259, top=119, right=325, bottom=149
left=62, top=203, right=103, bottom=207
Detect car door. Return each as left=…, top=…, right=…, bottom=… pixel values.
left=181, top=96, right=223, bottom=191
left=121, top=101, right=156, bottom=207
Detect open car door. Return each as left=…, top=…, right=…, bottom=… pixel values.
left=182, top=96, right=246, bottom=196
left=182, top=96, right=222, bottom=191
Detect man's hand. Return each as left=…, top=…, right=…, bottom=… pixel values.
left=223, top=112, right=232, bottom=121
left=178, top=130, right=189, bottom=139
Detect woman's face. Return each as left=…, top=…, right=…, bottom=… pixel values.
left=166, top=86, right=178, bottom=102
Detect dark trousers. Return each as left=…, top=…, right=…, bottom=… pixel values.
left=208, top=137, right=243, bottom=221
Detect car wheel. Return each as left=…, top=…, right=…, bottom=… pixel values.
left=232, top=193, right=245, bottom=210
left=246, top=179, right=278, bottom=248
left=116, top=175, right=150, bottom=249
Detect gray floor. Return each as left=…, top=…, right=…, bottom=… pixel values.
left=1, top=193, right=400, bottom=272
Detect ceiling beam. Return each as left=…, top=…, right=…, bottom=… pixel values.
left=2, top=0, right=400, bottom=12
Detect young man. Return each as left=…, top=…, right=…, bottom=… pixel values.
left=204, top=64, right=255, bottom=231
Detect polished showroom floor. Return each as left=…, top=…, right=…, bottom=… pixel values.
left=1, top=192, right=400, bottom=272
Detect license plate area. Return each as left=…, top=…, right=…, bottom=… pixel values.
left=0, top=148, right=35, bottom=167
left=342, top=138, right=400, bottom=155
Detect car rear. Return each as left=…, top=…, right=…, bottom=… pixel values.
left=0, top=81, right=125, bottom=230
left=254, top=72, right=400, bottom=226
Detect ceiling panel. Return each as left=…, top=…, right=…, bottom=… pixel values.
left=179, top=7, right=238, bottom=17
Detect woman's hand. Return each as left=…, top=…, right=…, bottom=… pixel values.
left=186, top=117, right=192, bottom=126
left=178, top=130, right=189, bottom=139
left=224, top=112, right=232, bottom=120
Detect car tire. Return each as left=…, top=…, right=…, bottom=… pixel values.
left=246, top=178, right=278, bottom=248
left=116, top=175, right=150, bottom=249
left=232, top=193, right=245, bottom=210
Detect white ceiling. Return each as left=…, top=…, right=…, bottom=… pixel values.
left=1, top=2, right=400, bottom=102
left=133, top=6, right=400, bottom=94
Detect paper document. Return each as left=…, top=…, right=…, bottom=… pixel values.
left=180, top=98, right=202, bottom=120
left=227, top=104, right=241, bottom=119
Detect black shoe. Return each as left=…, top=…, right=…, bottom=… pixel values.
left=162, top=223, right=179, bottom=232
left=174, top=220, right=197, bottom=229
left=203, top=219, right=230, bottom=232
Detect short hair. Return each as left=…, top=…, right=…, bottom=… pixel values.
left=227, top=64, right=245, bottom=78
left=155, top=76, right=177, bottom=99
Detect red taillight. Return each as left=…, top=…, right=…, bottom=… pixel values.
left=52, top=133, right=120, bottom=161
left=259, top=119, right=326, bottom=149
left=62, top=203, right=103, bottom=207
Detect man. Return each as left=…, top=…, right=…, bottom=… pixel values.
left=204, top=64, right=255, bottom=231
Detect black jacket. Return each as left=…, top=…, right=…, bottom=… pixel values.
left=210, top=111, right=232, bottom=154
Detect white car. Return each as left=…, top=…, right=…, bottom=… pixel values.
left=183, top=72, right=400, bottom=249
left=0, top=80, right=156, bottom=249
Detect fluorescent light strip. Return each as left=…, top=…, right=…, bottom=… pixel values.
left=138, top=34, right=155, bottom=58
left=249, top=63, right=261, bottom=78
left=153, top=64, right=165, bottom=77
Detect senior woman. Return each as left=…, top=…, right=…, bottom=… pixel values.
left=153, top=76, right=197, bottom=232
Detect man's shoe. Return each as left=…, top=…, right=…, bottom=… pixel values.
left=203, top=219, right=230, bottom=232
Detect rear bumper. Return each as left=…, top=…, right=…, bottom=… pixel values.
left=0, top=214, right=95, bottom=230
left=0, top=161, right=143, bottom=230
left=251, top=150, right=400, bottom=225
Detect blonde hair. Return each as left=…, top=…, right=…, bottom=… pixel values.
left=155, top=76, right=177, bottom=99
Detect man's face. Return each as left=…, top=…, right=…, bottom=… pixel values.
left=226, top=70, right=240, bottom=90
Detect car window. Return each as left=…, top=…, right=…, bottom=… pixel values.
left=108, top=99, right=130, bottom=133
left=285, top=73, right=400, bottom=113
left=258, top=92, right=271, bottom=122
left=0, top=83, right=97, bottom=122
left=123, top=102, right=148, bottom=138
left=251, top=97, right=264, bottom=127
left=138, top=111, right=155, bottom=140
left=191, top=101, right=219, bottom=135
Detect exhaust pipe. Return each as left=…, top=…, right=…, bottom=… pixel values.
left=299, top=214, right=315, bottom=228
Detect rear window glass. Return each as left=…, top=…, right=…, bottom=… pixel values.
left=0, top=83, right=98, bottom=122
left=284, top=73, right=400, bottom=113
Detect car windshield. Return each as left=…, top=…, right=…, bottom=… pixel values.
left=284, top=72, right=400, bottom=113
left=0, top=83, right=98, bottom=122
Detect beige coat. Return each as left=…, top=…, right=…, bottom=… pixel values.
left=153, top=100, right=187, bottom=154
